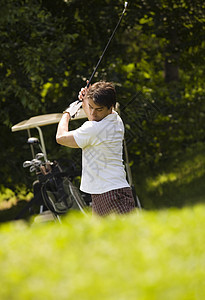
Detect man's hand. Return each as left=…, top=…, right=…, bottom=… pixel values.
left=63, top=100, right=82, bottom=118
left=78, top=80, right=91, bottom=101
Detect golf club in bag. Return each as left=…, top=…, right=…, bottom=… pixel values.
left=16, top=137, right=89, bottom=222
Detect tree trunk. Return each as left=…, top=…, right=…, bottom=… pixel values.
left=164, top=56, right=179, bottom=82
left=164, top=29, right=179, bottom=83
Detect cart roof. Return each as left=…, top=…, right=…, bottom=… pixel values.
left=11, top=109, right=87, bottom=132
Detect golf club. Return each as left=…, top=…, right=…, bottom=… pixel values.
left=32, top=159, right=43, bottom=167
left=35, top=153, right=45, bottom=160
left=23, top=161, right=32, bottom=168
left=27, top=137, right=39, bottom=144
left=29, top=165, right=36, bottom=173
left=86, top=1, right=128, bottom=87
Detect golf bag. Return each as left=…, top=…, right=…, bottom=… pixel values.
left=39, top=161, right=88, bottom=215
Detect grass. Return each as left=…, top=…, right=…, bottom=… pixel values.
left=134, top=143, right=205, bottom=209
left=0, top=206, right=204, bottom=300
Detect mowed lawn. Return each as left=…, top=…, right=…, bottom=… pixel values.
left=0, top=205, right=204, bottom=300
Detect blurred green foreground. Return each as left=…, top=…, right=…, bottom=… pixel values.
left=0, top=206, right=204, bottom=300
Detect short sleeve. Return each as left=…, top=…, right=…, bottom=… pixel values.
left=72, top=121, right=96, bottom=149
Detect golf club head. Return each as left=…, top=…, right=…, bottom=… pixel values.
left=29, top=165, right=36, bottom=173
left=27, top=137, right=39, bottom=144
left=32, top=159, right=42, bottom=167
left=35, top=152, right=44, bottom=160
left=23, top=161, right=32, bottom=168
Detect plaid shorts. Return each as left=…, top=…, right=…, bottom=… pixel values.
left=91, top=187, right=135, bottom=216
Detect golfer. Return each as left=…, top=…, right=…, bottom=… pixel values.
left=56, top=81, right=135, bottom=216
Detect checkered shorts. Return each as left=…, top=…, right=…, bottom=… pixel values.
left=91, top=187, right=136, bottom=216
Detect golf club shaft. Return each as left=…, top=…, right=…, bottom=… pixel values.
left=86, top=2, right=128, bottom=87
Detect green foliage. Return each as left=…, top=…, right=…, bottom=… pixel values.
left=0, top=206, right=204, bottom=299
left=0, top=186, right=33, bottom=206
left=0, top=0, right=77, bottom=117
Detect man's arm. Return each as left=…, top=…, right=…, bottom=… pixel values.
left=56, top=113, right=79, bottom=148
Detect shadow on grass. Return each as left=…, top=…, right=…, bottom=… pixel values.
left=0, top=199, right=43, bottom=223
left=140, top=173, right=205, bottom=209
left=134, top=142, right=205, bottom=209
left=0, top=200, right=31, bottom=223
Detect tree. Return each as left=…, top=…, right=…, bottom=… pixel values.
left=0, top=0, right=79, bottom=187
left=128, top=0, right=205, bottom=82
left=110, top=0, right=205, bottom=169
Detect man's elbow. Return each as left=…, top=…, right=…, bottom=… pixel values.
left=56, top=135, right=63, bottom=145
left=56, top=132, right=78, bottom=148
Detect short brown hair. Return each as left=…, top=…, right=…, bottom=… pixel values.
left=86, top=81, right=116, bottom=109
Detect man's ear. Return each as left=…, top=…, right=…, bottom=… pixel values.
left=109, top=106, right=114, bottom=113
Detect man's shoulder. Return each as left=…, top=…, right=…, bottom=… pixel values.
left=81, top=120, right=94, bottom=128
left=76, top=120, right=98, bottom=136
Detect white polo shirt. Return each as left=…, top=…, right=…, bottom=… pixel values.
left=72, top=111, right=130, bottom=194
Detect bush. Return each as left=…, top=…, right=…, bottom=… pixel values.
left=0, top=205, right=204, bottom=299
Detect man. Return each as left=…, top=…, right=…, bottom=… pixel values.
left=56, top=81, right=135, bottom=216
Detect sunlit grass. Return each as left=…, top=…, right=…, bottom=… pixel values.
left=135, top=144, right=205, bottom=208
left=0, top=206, right=204, bottom=300
left=146, top=152, right=205, bottom=190
left=147, top=172, right=177, bottom=190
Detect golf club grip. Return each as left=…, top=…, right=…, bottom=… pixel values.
left=86, top=2, right=128, bottom=88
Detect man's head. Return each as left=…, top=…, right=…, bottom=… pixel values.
left=83, top=81, right=116, bottom=122
left=86, top=81, right=116, bottom=109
